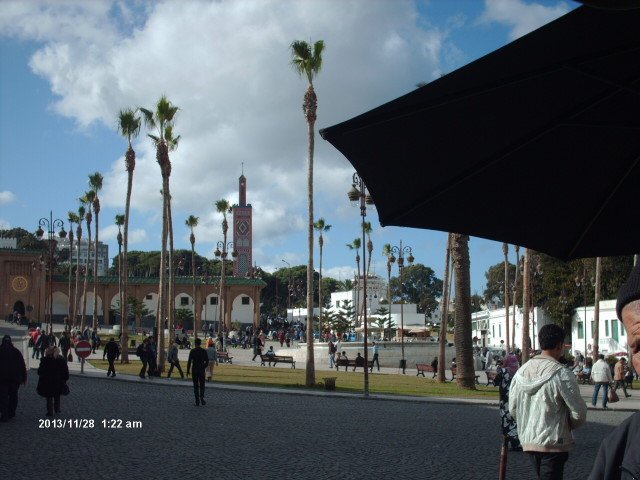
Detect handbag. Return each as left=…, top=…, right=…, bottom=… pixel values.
left=67, top=352, right=73, bottom=362
left=608, top=387, right=619, bottom=403
left=61, top=383, right=70, bottom=396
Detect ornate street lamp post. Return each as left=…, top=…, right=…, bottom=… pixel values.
left=575, top=262, right=589, bottom=359
left=36, top=211, right=67, bottom=333
left=389, top=241, right=414, bottom=374
left=215, top=240, right=237, bottom=336
left=282, top=259, right=291, bottom=323
left=347, top=172, right=373, bottom=395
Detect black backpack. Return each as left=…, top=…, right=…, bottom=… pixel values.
left=136, top=344, right=144, bottom=358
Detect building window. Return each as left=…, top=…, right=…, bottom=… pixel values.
left=499, top=324, right=502, bottom=337
left=180, top=297, right=189, bottom=306
left=578, top=322, right=584, bottom=339
left=591, top=321, right=595, bottom=336
left=605, top=320, right=609, bottom=337
left=146, top=294, right=153, bottom=300
left=492, top=325, right=495, bottom=337
left=242, top=296, right=250, bottom=305
left=209, top=297, right=218, bottom=305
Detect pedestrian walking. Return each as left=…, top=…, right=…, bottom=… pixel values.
left=371, top=341, right=380, bottom=371
left=430, top=356, right=438, bottom=378
left=187, top=338, right=209, bottom=406
left=509, top=324, right=587, bottom=480
left=91, top=329, right=100, bottom=353
left=102, top=337, right=120, bottom=377
left=494, top=359, right=521, bottom=451
left=613, top=357, right=631, bottom=398
left=37, top=347, right=69, bottom=416
left=592, top=354, right=614, bottom=409
left=59, top=331, right=71, bottom=363
left=167, top=341, right=184, bottom=379
left=0, top=335, right=27, bottom=422
left=206, top=338, right=217, bottom=381
left=328, top=339, right=337, bottom=368
left=32, top=328, right=42, bottom=359
left=252, top=333, right=263, bottom=361
left=137, top=338, right=149, bottom=379
left=147, top=337, right=158, bottom=377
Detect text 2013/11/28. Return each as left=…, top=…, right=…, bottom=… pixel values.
left=38, top=419, right=143, bottom=429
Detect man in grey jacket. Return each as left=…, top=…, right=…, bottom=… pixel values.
left=509, top=324, right=587, bottom=480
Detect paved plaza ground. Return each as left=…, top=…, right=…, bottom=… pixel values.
left=1, top=322, right=636, bottom=479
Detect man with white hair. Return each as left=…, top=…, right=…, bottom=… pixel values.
left=588, top=264, right=640, bottom=479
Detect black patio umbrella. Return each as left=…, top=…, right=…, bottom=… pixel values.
left=320, top=4, right=640, bottom=261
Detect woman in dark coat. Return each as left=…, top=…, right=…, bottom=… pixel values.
left=494, top=359, right=521, bottom=451
left=37, top=347, right=69, bottom=416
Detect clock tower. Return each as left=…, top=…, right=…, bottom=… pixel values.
left=233, top=173, right=252, bottom=277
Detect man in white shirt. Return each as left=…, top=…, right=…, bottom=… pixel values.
left=591, top=354, right=613, bottom=409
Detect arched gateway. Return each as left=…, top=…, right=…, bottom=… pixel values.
left=0, top=249, right=265, bottom=328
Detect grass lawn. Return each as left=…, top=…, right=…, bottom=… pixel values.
left=88, top=359, right=499, bottom=400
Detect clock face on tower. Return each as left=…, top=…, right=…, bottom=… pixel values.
left=237, top=220, right=249, bottom=235
left=12, top=276, right=28, bottom=292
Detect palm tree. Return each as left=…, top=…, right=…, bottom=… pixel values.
left=291, top=38, right=325, bottom=387
left=141, top=96, right=180, bottom=372
left=115, top=214, right=125, bottom=343
left=117, top=108, right=141, bottom=363
left=314, top=218, right=331, bottom=341
left=503, top=243, right=510, bottom=353
left=451, top=233, right=476, bottom=389
left=186, top=215, right=199, bottom=338
left=72, top=205, right=85, bottom=328
left=80, top=191, right=95, bottom=332
left=436, top=234, right=452, bottom=383
left=89, top=172, right=103, bottom=330
left=593, top=256, right=601, bottom=359
left=215, top=199, right=232, bottom=334
left=66, top=211, right=79, bottom=330
left=363, top=221, right=373, bottom=275
left=512, top=245, right=520, bottom=349
left=346, top=238, right=362, bottom=328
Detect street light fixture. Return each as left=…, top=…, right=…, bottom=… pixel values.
left=215, top=240, right=237, bottom=336
left=347, top=172, right=373, bottom=396
left=389, top=240, right=414, bottom=374
left=36, top=211, right=67, bottom=333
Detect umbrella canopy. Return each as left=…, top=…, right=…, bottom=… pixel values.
left=320, top=5, right=640, bottom=261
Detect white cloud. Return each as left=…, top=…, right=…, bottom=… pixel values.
left=324, top=265, right=356, bottom=283
left=0, top=0, right=450, bottom=264
left=0, top=219, right=10, bottom=229
left=479, top=0, right=570, bottom=40
left=0, top=191, right=16, bottom=205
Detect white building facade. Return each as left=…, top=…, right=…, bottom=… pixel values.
left=570, top=299, right=629, bottom=356
left=57, top=238, right=109, bottom=276
left=471, top=306, right=555, bottom=350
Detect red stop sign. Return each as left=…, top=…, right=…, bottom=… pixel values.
left=75, top=340, right=92, bottom=359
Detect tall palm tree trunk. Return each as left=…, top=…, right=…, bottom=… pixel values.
left=73, top=225, right=82, bottom=327
left=305, top=85, right=316, bottom=387
left=503, top=243, right=510, bottom=352
left=522, top=248, right=531, bottom=364
left=512, top=246, right=520, bottom=349
left=121, top=161, right=134, bottom=363
left=437, top=234, right=452, bottom=383
left=92, top=206, right=100, bottom=330
left=156, top=172, right=169, bottom=372
left=318, top=238, right=323, bottom=341
left=191, top=241, right=198, bottom=340
left=67, top=228, right=74, bottom=330
left=593, top=257, right=601, bottom=359
left=81, top=216, right=92, bottom=331
left=451, top=233, right=475, bottom=389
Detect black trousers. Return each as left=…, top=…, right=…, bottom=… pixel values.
left=106, top=358, right=116, bottom=376
left=527, top=451, right=569, bottom=480
left=0, top=382, right=19, bottom=420
left=167, top=360, right=184, bottom=378
left=139, top=359, right=148, bottom=378
left=191, top=371, right=205, bottom=401
left=46, top=396, right=61, bottom=415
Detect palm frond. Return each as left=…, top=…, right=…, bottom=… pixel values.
left=185, top=215, right=199, bottom=228
left=139, top=107, right=156, bottom=130
left=88, top=172, right=103, bottom=192
left=117, top=108, right=141, bottom=140
left=115, top=214, right=125, bottom=226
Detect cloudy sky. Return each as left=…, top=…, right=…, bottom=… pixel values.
left=0, top=0, right=573, bottom=293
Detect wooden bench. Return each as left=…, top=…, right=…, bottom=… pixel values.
left=335, top=358, right=373, bottom=372
left=216, top=351, right=233, bottom=364
left=260, top=354, right=296, bottom=368
left=450, top=367, right=480, bottom=384
left=416, top=363, right=437, bottom=378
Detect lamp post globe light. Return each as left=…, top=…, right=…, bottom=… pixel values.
left=215, top=240, right=237, bottom=337
left=388, top=241, right=414, bottom=374
left=347, top=172, right=374, bottom=396
left=36, top=211, right=67, bottom=333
